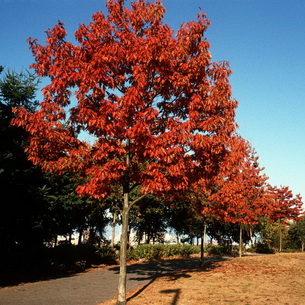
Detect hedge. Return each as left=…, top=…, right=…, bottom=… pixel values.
left=127, top=244, right=200, bottom=261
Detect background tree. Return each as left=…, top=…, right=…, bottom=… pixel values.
left=287, top=217, right=305, bottom=252
left=104, top=189, right=123, bottom=248
left=168, top=201, right=196, bottom=244
left=0, top=68, right=45, bottom=257
left=12, top=1, right=238, bottom=303
left=0, top=66, right=113, bottom=282
left=129, top=195, right=168, bottom=244
left=268, top=185, right=303, bottom=252
left=201, top=139, right=272, bottom=256
left=206, top=219, right=253, bottom=247
left=44, top=173, right=110, bottom=246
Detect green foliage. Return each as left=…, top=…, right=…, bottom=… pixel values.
left=287, top=217, right=305, bottom=251
left=205, top=244, right=233, bottom=256
left=0, top=66, right=110, bottom=277
left=206, top=220, right=254, bottom=246
left=127, top=244, right=163, bottom=260
left=129, top=195, right=169, bottom=244
left=258, top=217, right=289, bottom=250
left=254, top=243, right=275, bottom=254
left=127, top=244, right=200, bottom=261
left=257, top=217, right=305, bottom=252
left=96, top=246, right=118, bottom=264
left=168, top=201, right=205, bottom=242
left=49, top=244, right=117, bottom=271
left=0, top=69, right=39, bottom=110
left=0, top=67, right=46, bottom=251
left=44, top=172, right=110, bottom=245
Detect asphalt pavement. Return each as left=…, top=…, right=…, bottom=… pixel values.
left=0, top=256, right=204, bottom=305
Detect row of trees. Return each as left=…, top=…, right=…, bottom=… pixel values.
left=4, top=75, right=302, bottom=250
left=0, top=66, right=279, bottom=250
left=3, top=1, right=304, bottom=304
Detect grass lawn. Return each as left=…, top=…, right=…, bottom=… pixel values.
left=101, top=253, right=305, bottom=305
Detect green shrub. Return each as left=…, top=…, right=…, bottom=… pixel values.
left=96, top=246, right=118, bottom=264
left=176, top=244, right=200, bottom=257
left=127, top=244, right=163, bottom=260
left=254, top=243, right=275, bottom=254
left=127, top=244, right=200, bottom=261
left=49, top=244, right=118, bottom=271
left=281, top=248, right=299, bottom=253
left=205, top=244, right=232, bottom=256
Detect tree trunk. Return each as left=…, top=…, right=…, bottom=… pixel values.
left=279, top=220, right=282, bottom=252
left=78, top=225, right=84, bottom=245
left=78, top=231, right=82, bottom=246
left=117, top=192, right=129, bottom=305
left=239, top=224, right=243, bottom=257
left=249, top=226, right=253, bottom=247
left=69, top=231, right=72, bottom=245
left=115, top=139, right=147, bottom=304
left=146, top=233, right=151, bottom=244
left=53, top=235, right=57, bottom=247
left=201, top=222, right=207, bottom=265
left=127, top=230, right=131, bottom=248
left=117, top=138, right=131, bottom=305
left=302, top=241, right=304, bottom=252
left=111, top=211, right=117, bottom=247
left=88, top=226, right=96, bottom=246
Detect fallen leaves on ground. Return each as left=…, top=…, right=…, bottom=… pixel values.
left=100, top=253, right=305, bottom=305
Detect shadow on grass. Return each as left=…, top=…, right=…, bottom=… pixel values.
left=160, top=289, right=181, bottom=305
left=127, top=275, right=159, bottom=302
left=115, top=255, right=230, bottom=302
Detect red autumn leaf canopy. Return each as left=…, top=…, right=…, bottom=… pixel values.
left=198, top=138, right=273, bottom=225
left=268, top=185, right=303, bottom=222
left=12, top=0, right=238, bottom=199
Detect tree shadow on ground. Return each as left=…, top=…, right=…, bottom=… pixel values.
left=0, top=262, right=119, bottom=288
left=110, top=255, right=230, bottom=303
left=160, top=289, right=181, bottom=305
left=0, top=266, right=84, bottom=287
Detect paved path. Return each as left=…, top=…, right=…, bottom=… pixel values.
left=0, top=256, right=206, bottom=305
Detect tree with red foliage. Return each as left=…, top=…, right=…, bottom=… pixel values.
left=12, top=1, right=238, bottom=303
left=203, top=140, right=274, bottom=256
left=268, top=185, right=303, bottom=251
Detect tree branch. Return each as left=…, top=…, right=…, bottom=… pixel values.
left=128, top=193, right=148, bottom=210
left=129, top=183, right=140, bottom=192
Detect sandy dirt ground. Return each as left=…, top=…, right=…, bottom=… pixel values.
left=100, top=253, right=305, bottom=305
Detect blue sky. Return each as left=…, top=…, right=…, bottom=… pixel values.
left=1, top=0, right=305, bottom=200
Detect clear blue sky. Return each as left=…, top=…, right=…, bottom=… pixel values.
left=1, top=0, right=305, bottom=199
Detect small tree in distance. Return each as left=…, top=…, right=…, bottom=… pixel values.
left=268, top=185, right=303, bottom=252
left=12, top=1, right=238, bottom=303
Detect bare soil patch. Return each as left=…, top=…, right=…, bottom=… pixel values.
left=100, top=253, right=305, bottom=305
